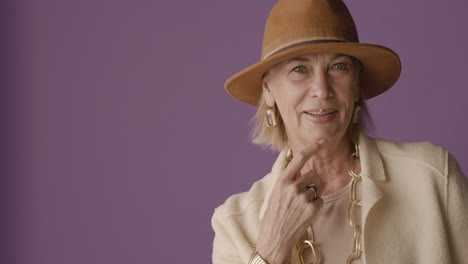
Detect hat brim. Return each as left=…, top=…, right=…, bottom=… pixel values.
left=225, top=42, right=401, bottom=106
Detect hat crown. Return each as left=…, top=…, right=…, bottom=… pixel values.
left=262, top=0, right=359, bottom=59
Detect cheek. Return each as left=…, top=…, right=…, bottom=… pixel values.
left=335, top=83, right=359, bottom=117
left=337, top=78, right=359, bottom=101
left=351, top=75, right=360, bottom=100
left=269, top=86, right=304, bottom=124
left=277, top=92, right=304, bottom=116
left=270, top=80, right=303, bottom=105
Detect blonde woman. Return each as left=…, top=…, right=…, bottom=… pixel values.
left=212, top=0, right=468, bottom=263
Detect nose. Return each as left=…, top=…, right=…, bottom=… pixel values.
left=307, top=70, right=334, bottom=99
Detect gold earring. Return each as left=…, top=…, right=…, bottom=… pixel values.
left=352, top=105, right=361, bottom=124
left=265, top=108, right=277, bottom=127
left=286, top=148, right=294, bottom=165
left=350, top=104, right=361, bottom=157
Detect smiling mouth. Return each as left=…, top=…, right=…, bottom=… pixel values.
left=304, top=110, right=336, bottom=116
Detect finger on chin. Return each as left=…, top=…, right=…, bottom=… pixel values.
left=280, top=139, right=327, bottom=183
left=300, top=139, right=328, bottom=159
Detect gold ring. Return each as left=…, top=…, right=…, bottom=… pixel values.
left=306, top=185, right=320, bottom=200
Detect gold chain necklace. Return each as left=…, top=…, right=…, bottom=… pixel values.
left=288, top=143, right=362, bottom=264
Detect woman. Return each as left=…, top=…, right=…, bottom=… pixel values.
left=212, top=0, right=468, bottom=263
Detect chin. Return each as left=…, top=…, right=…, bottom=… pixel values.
left=302, top=129, right=346, bottom=144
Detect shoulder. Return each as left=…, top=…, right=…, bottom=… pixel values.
left=373, top=137, right=448, bottom=176
left=213, top=150, right=288, bottom=221
left=213, top=172, right=274, bottom=222
left=374, top=137, right=446, bottom=159
left=211, top=151, right=286, bottom=260
left=211, top=172, right=277, bottom=262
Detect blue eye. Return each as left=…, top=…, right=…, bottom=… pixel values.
left=332, top=63, right=346, bottom=70
left=293, top=66, right=307, bottom=72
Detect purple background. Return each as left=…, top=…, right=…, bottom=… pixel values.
left=1, top=0, right=467, bottom=263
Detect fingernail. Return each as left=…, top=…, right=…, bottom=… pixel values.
left=318, top=139, right=327, bottom=145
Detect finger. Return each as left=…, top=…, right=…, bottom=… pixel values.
left=307, top=197, right=324, bottom=212
left=281, top=139, right=327, bottom=182
left=296, top=169, right=320, bottom=191
left=305, top=185, right=320, bottom=201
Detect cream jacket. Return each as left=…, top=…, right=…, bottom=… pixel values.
left=211, top=133, right=468, bottom=264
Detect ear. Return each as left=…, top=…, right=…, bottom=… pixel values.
left=262, top=78, right=276, bottom=107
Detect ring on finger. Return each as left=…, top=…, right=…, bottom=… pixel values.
left=305, top=184, right=320, bottom=200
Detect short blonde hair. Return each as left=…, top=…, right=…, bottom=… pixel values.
left=250, top=57, right=373, bottom=151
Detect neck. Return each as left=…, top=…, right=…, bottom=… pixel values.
left=291, top=135, right=359, bottom=196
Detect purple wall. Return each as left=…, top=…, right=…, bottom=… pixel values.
left=2, top=0, right=467, bottom=263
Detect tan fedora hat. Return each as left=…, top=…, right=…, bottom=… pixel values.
left=225, top=0, right=401, bottom=106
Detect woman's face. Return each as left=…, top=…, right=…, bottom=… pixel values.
left=262, top=53, right=360, bottom=148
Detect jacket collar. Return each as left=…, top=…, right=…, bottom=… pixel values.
left=359, top=131, right=385, bottom=182
left=357, top=132, right=385, bottom=238
left=259, top=131, right=386, bottom=220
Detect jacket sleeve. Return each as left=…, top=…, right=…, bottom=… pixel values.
left=446, top=153, right=468, bottom=263
left=211, top=208, right=250, bottom=264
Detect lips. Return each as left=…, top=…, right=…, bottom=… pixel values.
left=303, top=109, right=337, bottom=116
left=303, top=109, right=338, bottom=123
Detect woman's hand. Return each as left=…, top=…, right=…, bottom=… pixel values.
left=256, top=140, right=326, bottom=264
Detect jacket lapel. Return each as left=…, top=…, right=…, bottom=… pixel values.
left=358, top=132, right=386, bottom=261
left=359, top=132, right=386, bottom=215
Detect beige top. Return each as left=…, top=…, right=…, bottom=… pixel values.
left=212, top=133, right=468, bottom=264
left=302, top=183, right=362, bottom=264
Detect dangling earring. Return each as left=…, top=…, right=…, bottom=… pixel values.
left=286, top=148, right=294, bottom=165
left=351, top=104, right=361, bottom=157
left=265, top=108, right=277, bottom=127
left=352, top=105, right=361, bottom=124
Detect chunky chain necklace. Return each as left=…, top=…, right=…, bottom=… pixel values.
left=287, top=143, right=363, bottom=264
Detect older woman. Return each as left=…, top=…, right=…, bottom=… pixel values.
left=211, top=0, right=468, bottom=263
